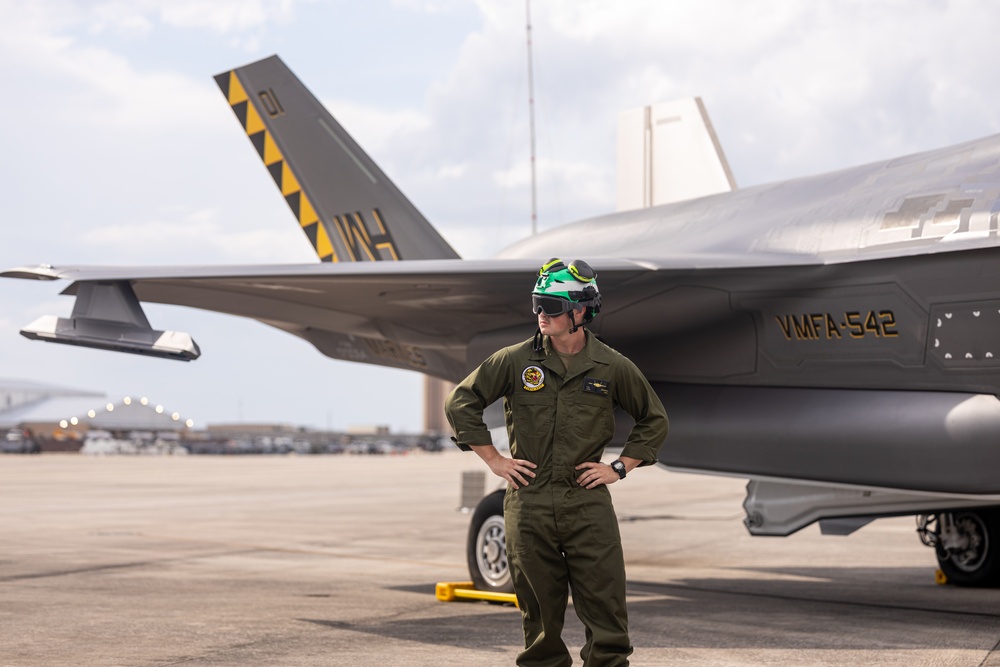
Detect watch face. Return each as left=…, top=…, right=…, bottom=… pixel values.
left=612, top=460, right=625, bottom=476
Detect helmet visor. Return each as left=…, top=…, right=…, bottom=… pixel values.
left=532, top=295, right=577, bottom=316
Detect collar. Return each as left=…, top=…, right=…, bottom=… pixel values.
left=533, top=329, right=613, bottom=377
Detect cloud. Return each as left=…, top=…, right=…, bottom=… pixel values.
left=158, top=0, right=296, bottom=33
left=83, top=0, right=299, bottom=38
left=464, top=0, right=1000, bottom=182
left=391, top=0, right=469, bottom=13
left=0, top=10, right=218, bottom=131
left=80, top=207, right=318, bottom=264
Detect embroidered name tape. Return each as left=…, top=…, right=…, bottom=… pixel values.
left=582, top=377, right=610, bottom=396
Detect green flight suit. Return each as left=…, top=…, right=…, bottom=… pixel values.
left=446, top=330, right=668, bottom=667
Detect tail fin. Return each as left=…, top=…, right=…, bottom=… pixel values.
left=214, top=55, right=459, bottom=262
left=616, top=98, right=736, bottom=211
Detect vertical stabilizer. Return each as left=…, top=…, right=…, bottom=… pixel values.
left=214, top=55, right=459, bottom=262
left=617, top=98, right=736, bottom=211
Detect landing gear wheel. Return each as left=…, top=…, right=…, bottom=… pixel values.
left=936, top=509, right=1000, bottom=587
left=466, top=490, right=513, bottom=593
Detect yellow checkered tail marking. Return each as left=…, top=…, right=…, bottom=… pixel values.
left=214, top=70, right=337, bottom=262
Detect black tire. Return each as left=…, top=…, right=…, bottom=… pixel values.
left=466, top=490, right=513, bottom=593
left=937, top=509, right=1000, bottom=587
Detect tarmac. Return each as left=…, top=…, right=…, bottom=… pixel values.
left=1, top=451, right=999, bottom=667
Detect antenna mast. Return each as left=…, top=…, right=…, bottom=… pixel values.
left=526, top=0, right=538, bottom=235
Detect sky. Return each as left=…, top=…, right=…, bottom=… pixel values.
left=2, top=0, right=1000, bottom=433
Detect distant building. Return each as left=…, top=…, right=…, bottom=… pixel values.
left=206, top=423, right=299, bottom=436
left=0, top=378, right=194, bottom=452
left=346, top=424, right=391, bottom=436
left=0, top=378, right=104, bottom=417
left=424, top=377, right=455, bottom=434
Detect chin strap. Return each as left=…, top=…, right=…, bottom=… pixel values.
left=569, top=308, right=594, bottom=335
left=532, top=328, right=544, bottom=351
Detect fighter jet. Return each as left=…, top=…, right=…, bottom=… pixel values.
left=6, top=55, right=1000, bottom=589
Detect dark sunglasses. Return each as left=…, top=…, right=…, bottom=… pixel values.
left=532, top=295, right=580, bottom=316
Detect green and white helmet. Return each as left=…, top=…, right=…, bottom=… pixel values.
left=531, top=258, right=602, bottom=323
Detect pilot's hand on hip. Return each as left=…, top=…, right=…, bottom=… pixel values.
left=489, top=457, right=537, bottom=489
left=575, top=461, right=617, bottom=489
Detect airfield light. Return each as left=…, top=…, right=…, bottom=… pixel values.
left=106, top=403, right=114, bottom=412
left=70, top=417, right=78, bottom=425
left=87, top=410, right=96, bottom=418
left=171, top=412, right=180, bottom=421
left=141, top=397, right=148, bottom=406
left=59, top=420, right=68, bottom=428
left=124, top=397, right=132, bottom=405
left=155, top=405, right=164, bottom=414
left=185, top=419, right=194, bottom=428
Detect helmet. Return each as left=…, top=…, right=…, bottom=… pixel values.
left=531, top=258, right=602, bottom=322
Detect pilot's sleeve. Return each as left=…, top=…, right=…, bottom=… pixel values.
left=445, top=348, right=514, bottom=451
left=613, top=355, right=669, bottom=466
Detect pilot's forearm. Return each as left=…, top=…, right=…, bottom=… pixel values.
left=469, top=443, right=503, bottom=466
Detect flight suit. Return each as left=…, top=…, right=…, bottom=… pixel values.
left=447, top=330, right=668, bottom=667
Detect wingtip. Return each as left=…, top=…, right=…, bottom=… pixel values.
left=0, top=265, right=62, bottom=281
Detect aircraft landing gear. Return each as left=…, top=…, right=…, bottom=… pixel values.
left=917, top=509, right=1000, bottom=587
left=467, top=490, right=513, bottom=593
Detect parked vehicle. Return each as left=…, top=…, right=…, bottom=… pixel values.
left=1, top=428, right=40, bottom=454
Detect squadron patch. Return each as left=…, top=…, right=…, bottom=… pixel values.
left=522, top=366, right=545, bottom=391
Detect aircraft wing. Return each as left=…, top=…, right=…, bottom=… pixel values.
left=1, top=258, right=656, bottom=381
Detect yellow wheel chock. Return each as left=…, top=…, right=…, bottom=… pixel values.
left=435, top=581, right=518, bottom=607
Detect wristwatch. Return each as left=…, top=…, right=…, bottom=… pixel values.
left=610, top=459, right=627, bottom=479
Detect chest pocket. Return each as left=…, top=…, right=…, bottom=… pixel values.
left=511, top=391, right=556, bottom=450
left=571, top=388, right=615, bottom=444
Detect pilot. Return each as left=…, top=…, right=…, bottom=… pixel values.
left=445, top=258, right=668, bottom=667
